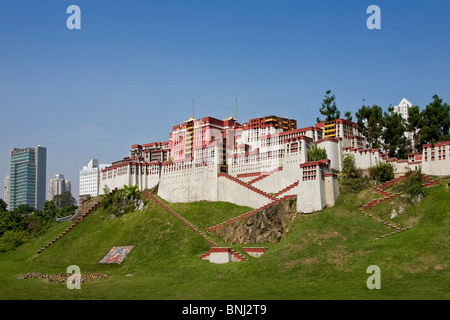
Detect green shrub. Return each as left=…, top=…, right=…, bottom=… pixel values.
left=372, top=163, right=395, bottom=183
left=0, top=230, right=28, bottom=252
left=342, top=153, right=357, bottom=178
left=307, top=144, right=327, bottom=161
left=393, top=169, right=425, bottom=199
left=340, top=176, right=371, bottom=193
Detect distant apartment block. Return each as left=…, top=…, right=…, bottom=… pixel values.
left=392, top=98, right=412, bottom=120
left=79, top=159, right=110, bottom=202
left=8, top=146, right=47, bottom=211
left=48, top=174, right=71, bottom=200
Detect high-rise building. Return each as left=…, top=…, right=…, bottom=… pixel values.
left=79, top=159, right=110, bottom=202
left=392, top=98, right=412, bottom=120
left=8, top=145, right=47, bottom=211
left=48, top=174, right=71, bottom=200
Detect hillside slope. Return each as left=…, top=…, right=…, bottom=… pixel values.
left=0, top=179, right=448, bottom=299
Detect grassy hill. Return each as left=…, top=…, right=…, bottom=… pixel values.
left=0, top=178, right=448, bottom=300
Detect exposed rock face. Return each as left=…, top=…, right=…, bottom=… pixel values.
left=211, top=199, right=297, bottom=244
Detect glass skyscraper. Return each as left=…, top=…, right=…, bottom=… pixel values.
left=8, top=146, right=47, bottom=211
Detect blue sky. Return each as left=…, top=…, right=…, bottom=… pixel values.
left=1, top=0, right=449, bottom=202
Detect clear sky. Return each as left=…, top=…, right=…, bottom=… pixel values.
left=1, top=0, right=449, bottom=202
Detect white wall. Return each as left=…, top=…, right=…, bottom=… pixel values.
left=158, top=162, right=219, bottom=203
left=217, top=175, right=272, bottom=209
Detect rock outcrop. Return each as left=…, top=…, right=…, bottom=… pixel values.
left=210, top=198, right=297, bottom=244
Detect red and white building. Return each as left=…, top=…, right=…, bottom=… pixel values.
left=99, top=114, right=449, bottom=214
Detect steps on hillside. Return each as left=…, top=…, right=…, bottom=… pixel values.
left=36, top=201, right=100, bottom=255
left=274, top=181, right=299, bottom=198
left=247, top=167, right=283, bottom=185
left=144, top=191, right=219, bottom=247
left=363, top=173, right=439, bottom=241
left=208, top=197, right=286, bottom=232
left=218, top=173, right=277, bottom=201
left=201, top=247, right=248, bottom=263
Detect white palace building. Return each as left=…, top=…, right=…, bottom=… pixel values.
left=99, top=115, right=450, bottom=213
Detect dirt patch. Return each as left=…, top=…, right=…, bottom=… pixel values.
left=326, top=245, right=351, bottom=270
left=307, top=230, right=347, bottom=246
left=285, top=259, right=300, bottom=269
left=301, top=256, right=319, bottom=266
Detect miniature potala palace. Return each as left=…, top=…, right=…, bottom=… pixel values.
left=99, top=115, right=450, bottom=213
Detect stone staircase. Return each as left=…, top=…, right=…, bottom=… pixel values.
left=218, top=173, right=277, bottom=202
left=247, top=167, right=283, bottom=185
left=200, top=247, right=248, bottom=262
left=144, top=191, right=219, bottom=247
left=36, top=198, right=101, bottom=255
left=274, top=181, right=299, bottom=198
left=360, top=173, right=440, bottom=240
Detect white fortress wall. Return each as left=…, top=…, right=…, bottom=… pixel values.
left=227, top=152, right=283, bottom=178
left=129, top=163, right=161, bottom=191
left=324, top=173, right=340, bottom=207
left=157, top=161, right=219, bottom=203
left=343, top=148, right=382, bottom=171
left=316, top=138, right=342, bottom=172
left=100, top=164, right=133, bottom=194
left=252, top=148, right=304, bottom=194
left=216, top=175, right=272, bottom=209
left=297, top=172, right=326, bottom=213
left=421, top=142, right=450, bottom=177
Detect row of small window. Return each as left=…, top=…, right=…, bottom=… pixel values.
left=424, top=155, right=446, bottom=161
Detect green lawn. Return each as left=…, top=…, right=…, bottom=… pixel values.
left=0, top=179, right=448, bottom=300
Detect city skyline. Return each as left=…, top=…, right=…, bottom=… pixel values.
left=1, top=1, right=450, bottom=203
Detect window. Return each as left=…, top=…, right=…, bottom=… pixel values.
left=302, top=165, right=316, bottom=181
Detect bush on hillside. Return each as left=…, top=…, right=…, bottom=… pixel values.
left=340, top=175, right=371, bottom=193
left=340, top=153, right=371, bottom=193
left=0, top=230, right=29, bottom=252
left=100, top=185, right=145, bottom=217
left=371, top=162, right=395, bottom=183
left=342, top=153, right=357, bottom=179
left=392, top=169, right=426, bottom=200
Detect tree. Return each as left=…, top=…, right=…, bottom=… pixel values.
left=417, top=95, right=450, bottom=146
left=342, top=153, right=357, bottom=178
left=307, top=144, right=327, bottom=161
left=123, top=185, right=139, bottom=200
left=407, top=105, right=422, bottom=152
left=372, top=163, right=394, bottom=183
left=13, top=204, right=35, bottom=215
left=355, top=104, right=384, bottom=149
left=344, top=111, right=353, bottom=121
left=317, top=90, right=341, bottom=123
left=42, top=200, right=57, bottom=218
left=0, top=199, right=7, bottom=212
left=0, top=210, right=29, bottom=237
left=53, top=191, right=76, bottom=208
left=382, top=110, right=411, bottom=159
